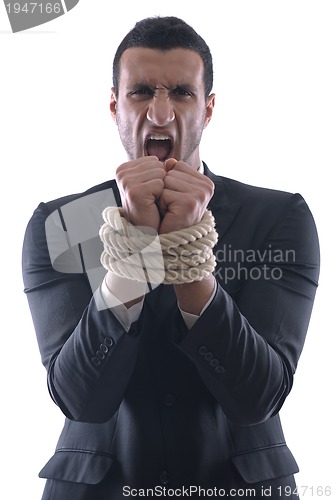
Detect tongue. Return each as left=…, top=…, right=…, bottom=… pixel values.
left=146, top=139, right=171, bottom=161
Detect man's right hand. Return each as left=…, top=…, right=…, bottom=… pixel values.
left=116, top=156, right=166, bottom=232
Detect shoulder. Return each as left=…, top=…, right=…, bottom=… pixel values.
left=27, top=179, right=120, bottom=222
left=44, top=179, right=120, bottom=213
left=206, top=165, right=293, bottom=204
left=205, top=164, right=319, bottom=258
left=23, top=179, right=120, bottom=250
left=205, top=164, right=312, bottom=219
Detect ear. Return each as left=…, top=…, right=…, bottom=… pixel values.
left=110, top=87, right=117, bottom=123
left=204, top=93, right=215, bottom=128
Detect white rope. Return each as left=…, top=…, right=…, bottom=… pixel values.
left=99, top=207, right=218, bottom=284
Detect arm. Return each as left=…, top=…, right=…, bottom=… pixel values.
left=22, top=196, right=144, bottom=423
left=175, top=193, right=320, bottom=425
left=21, top=157, right=182, bottom=424
left=174, top=275, right=216, bottom=315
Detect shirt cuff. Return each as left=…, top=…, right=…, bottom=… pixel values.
left=101, top=275, right=145, bottom=332
left=178, top=280, right=217, bottom=330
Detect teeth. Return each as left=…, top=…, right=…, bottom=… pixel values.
left=148, top=134, right=170, bottom=141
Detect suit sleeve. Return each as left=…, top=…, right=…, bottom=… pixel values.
left=22, top=201, right=143, bottom=423
left=176, top=193, right=320, bottom=425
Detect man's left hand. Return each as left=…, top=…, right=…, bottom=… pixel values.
left=158, top=159, right=215, bottom=234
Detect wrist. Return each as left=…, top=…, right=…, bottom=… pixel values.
left=173, top=274, right=216, bottom=315
left=104, top=271, right=148, bottom=309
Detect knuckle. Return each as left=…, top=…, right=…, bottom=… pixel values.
left=154, top=178, right=165, bottom=189
left=127, top=185, right=142, bottom=203
left=181, top=195, right=197, bottom=212
left=206, top=178, right=215, bottom=195
left=115, top=161, right=129, bottom=177
left=154, top=168, right=166, bottom=180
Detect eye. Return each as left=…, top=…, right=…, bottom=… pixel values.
left=129, top=87, right=154, bottom=98
left=172, top=86, right=194, bottom=98
left=133, top=89, right=148, bottom=95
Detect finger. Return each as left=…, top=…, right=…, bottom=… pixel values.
left=165, top=167, right=214, bottom=193
left=163, top=173, right=209, bottom=192
left=126, top=168, right=166, bottom=185
left=117, top=165, right=166, bottom=187
left=121, top=177, right=165, bottom=207
left=167, top=160, right=203, bottom=176
left=163, top=176, right=194, bottom=192
left=158, top=187, right=185, bottom=206
left=116, top=156, right=162, bottom=175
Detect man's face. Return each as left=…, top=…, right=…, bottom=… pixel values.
left=110, top=47, right=215, bottom=169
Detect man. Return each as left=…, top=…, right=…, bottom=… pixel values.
left=22, top=16, right=320, bottom=500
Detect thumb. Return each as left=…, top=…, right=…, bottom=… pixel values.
left=164, top=158, right=178, bottom=172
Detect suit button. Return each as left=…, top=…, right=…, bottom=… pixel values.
left=163, top=394, right=176, bottom=407
left=92, top=357, right=101, bottom=366
left=204, top=352, right=214, bottom=362
left=100, top=343, right=108, bottom=354
left=159, top=470, right=170, bottom=485
left=215, top=365, right=225, bottom=374
left=104, top=337, right=114, bottom=347
left=209, top=358, right=219, bottom=368
left=198, top=345, right=207, bottom=355
left=96, top=350, right=105, bottom=360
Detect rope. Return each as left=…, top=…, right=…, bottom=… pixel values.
left=99, top=207, right=218, bottom=284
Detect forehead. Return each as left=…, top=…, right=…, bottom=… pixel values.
left=118, top=47, right=205, bottom=88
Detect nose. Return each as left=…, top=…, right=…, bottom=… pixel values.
left=146, top=95, right=175, bottom=127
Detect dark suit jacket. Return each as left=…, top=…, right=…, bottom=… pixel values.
left=22, top=165, right=320, bottom=499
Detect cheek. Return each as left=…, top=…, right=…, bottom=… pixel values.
left=120, top=106, right=145, bottom=131
left=116, top=108, right=133, bottom=130
left=184, top=110, right=206, bottom=135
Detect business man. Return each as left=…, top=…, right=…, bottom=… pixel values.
left=22, top=16, right=320, bottom=500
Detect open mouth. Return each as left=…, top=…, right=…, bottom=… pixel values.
left=145, top=134, right=172, bottom=162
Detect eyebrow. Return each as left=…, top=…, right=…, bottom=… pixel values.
left=126, top=83, right=198, bottom=93
left=126, top=83, right=152, bottom=91
left=172, top=84, right=197, bottom=93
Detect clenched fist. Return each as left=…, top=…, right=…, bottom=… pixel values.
left=116, top=156, right=166, bottom=232
left=158, top=159, right=214, bottom=234
left=115, top=157, right=214, bottom=234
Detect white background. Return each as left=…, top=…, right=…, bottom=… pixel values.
left=0, top=1, right=332, bottom=498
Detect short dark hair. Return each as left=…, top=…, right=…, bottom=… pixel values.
left=112, top=16, right=213, bottom=99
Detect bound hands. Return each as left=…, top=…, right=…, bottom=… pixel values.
left=115, top=156, right=215, bottom=234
